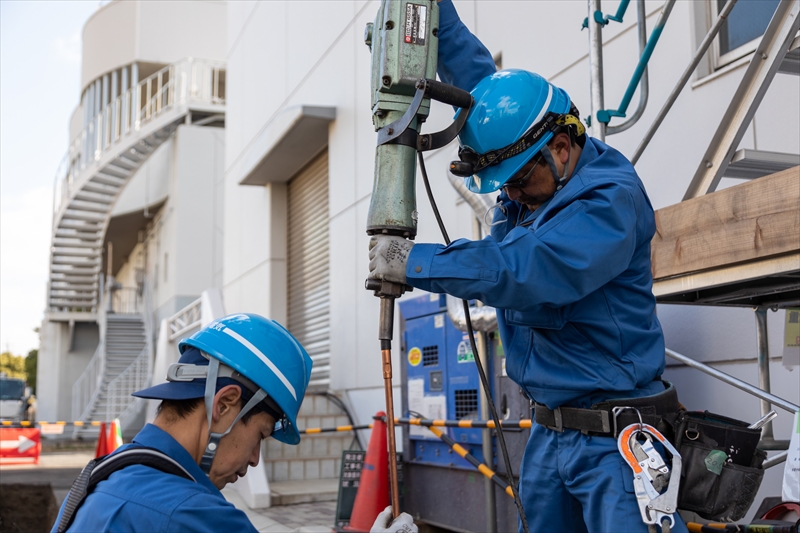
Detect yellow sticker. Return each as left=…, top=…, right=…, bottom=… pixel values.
left=408, top=347, right=422, bottom=367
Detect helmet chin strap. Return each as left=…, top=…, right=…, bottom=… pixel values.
left=539, top=142, right=572, bottom=192
left=200, top=357, right=268, bottom=474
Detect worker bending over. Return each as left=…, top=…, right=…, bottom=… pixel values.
left=53, top=314, right=313, bottom=532
left=53, top=313, right=416, bottom=533
left=369, top=1, right=686, bottom=532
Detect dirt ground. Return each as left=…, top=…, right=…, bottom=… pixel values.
left=0, top=484, right=59, bottom=533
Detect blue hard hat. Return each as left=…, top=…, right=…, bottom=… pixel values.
left=459, top=70, right=573, bottom=194
left=177, top=314, right=312, bottom=445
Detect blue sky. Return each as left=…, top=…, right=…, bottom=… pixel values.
left=1, top=1, right=98, bottom=355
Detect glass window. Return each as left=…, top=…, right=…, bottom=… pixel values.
left=717, top=0, right=780, bottom=57
left=0, top=379, right=26, bottom=400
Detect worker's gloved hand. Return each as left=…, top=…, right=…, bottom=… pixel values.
left=368, top=235, right=414, bottom=284
left=370, top=506, right=418, bottom=533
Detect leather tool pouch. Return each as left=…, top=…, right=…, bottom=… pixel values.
left=673, top=411, right=766, bottom=522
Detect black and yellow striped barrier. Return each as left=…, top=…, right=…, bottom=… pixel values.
left=397, top=417, right=532, bottom=429
left=426, top=425, right=514, bottom=499
left=296, top=417, right=533, bottom=434
left=300, top=423, right=373, bottom=435
left=687, top=523, right=797, bottom=533
left=0, top=420, right=105, bottom=427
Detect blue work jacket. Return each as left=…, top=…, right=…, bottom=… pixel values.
left=406, top=0, right=666, bottom=409
left=52, top=424, right=257, bottom=533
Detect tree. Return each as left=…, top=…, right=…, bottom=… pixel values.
left=0, top=351, right=26, bottom=379
left=25, top=349, right=37, bottom=394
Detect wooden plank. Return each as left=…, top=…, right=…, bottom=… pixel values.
left=651, top=166, right=800, bottom=280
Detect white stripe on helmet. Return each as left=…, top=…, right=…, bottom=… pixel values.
left=222, top=327, right=298, bottom=400
left=527, top=84, right=553, bottom=132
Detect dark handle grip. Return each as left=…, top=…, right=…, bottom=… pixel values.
left=422, top=79, right=473, bottom=109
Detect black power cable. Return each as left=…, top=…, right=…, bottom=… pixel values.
left=417, top=151, right=530, bottom=533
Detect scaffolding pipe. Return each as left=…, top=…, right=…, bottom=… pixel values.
left=755, top=308, right=776, bottom=440
left=588, top=0, right=606, bottom=142
left=607, top=0, right=648, bottom=135
left=666, top=348, right=799, bottom=414
left=632, top=0, right=739, bottom=165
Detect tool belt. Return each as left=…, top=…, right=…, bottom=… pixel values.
left=672, top=410, right=766, bottom=522
left=533, top=380, right=680, bottom=438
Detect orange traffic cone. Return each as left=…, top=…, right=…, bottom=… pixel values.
left=344, top=411, right=390, bottom=532
left=95, top=422, right=108, bottom=458
left=107, top=419, right=123, bottom=453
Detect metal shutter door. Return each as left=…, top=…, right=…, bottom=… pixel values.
left=287, top=151, right=330, bottom=390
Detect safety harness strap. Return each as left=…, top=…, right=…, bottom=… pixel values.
left=56, top=447, right=195, bottom=533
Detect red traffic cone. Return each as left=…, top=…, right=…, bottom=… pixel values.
left=95, top=422, right=108, bottom=458
left=344, top=411, right=390, bottom=532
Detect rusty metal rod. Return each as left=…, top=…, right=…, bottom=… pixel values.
left=378, top=296, right=400, bottom=519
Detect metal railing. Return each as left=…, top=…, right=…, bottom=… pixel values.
left=168, top=297, right=202, bottom=341
left=54, top=58, right=226, bottom=216
left=72, top=275, right=108, bottom=423
left=106, top=279, right=154, bottom=425
left=109, top=287, right=141, bottom=315
left=105, top=347, right=148, bottom=423
left=71, top=338, right=105, bottom=424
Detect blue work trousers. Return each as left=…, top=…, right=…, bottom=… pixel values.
left=518, top=424, right=688, bottom=533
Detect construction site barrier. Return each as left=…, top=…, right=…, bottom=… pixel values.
left=0, top=420, right=105, bottom=427
left=425, top=425, right=514, bottom=499
left=687, top=523, right=798, bottom=533
left=0, top=427, right=41, bottom=465
left=298, top=417, right=533, bottom=434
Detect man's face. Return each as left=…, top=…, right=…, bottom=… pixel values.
left=208, top=410, right=276, bottom=489
left=503, top=154, right=557, bottom=211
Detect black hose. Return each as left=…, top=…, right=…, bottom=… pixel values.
left=417, top=151, right=530, bottom=533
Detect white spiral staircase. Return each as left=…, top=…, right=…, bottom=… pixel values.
left=48, top=58, right=225, bottom=319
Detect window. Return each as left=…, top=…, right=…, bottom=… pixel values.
left=715, top=0, right=780, bottom=67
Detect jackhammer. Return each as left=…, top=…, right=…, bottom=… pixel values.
left=363, top=2, right=528, bottom=528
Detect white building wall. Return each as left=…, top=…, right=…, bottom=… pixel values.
left=81, top=0, right=226, bottom=92
left=112, top=125, right=226, bottom=325
left=224, top=0, right=799, bottom=509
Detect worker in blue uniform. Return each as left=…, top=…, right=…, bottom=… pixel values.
left=52, top=314, right=310, bottom=533
left=369, top=1, right=687, bottom=532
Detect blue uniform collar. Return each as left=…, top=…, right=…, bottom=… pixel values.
left=131, top=423, right=220, bottom=494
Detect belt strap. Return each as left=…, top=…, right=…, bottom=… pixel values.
left=534, top=403, right=663, bottom=435
left=533, top=381, right=680, bottom=436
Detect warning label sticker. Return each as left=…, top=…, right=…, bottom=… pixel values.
left=404, top=3, right=427, bottom=45
left=456, top=340, right=474, bottom=363
left=408, top=347, right=422, bottom=366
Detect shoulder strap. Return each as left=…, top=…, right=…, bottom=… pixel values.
left=56, top=446, right=196, bottom=533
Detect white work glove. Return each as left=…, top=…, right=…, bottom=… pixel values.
left=370, top=506, right=418, bottom=533
left=368, top=235, right=414, bottom=285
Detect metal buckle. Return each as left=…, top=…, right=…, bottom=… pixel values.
left=548, top=406, right=564, bottom=432
left=166, top=363, right=208, bottom=382
left=612, top=406, right=643, bottom=438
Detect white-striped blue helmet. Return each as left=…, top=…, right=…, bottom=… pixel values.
left=457, top=70, right=574, bottom=194
left=179, top=313, right=312, bottom=446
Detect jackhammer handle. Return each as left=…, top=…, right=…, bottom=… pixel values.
left=420, top=79, right=473, bottom=109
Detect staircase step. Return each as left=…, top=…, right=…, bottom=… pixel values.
left=268, top=479, right=339, bottom=506
left=69, top=200, right=111, bottom=213
left=81, top=182, right=119, bottom=195
left=263, top=457, right=342, bottom=484
left=725, top=149, right=800, bottom=179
